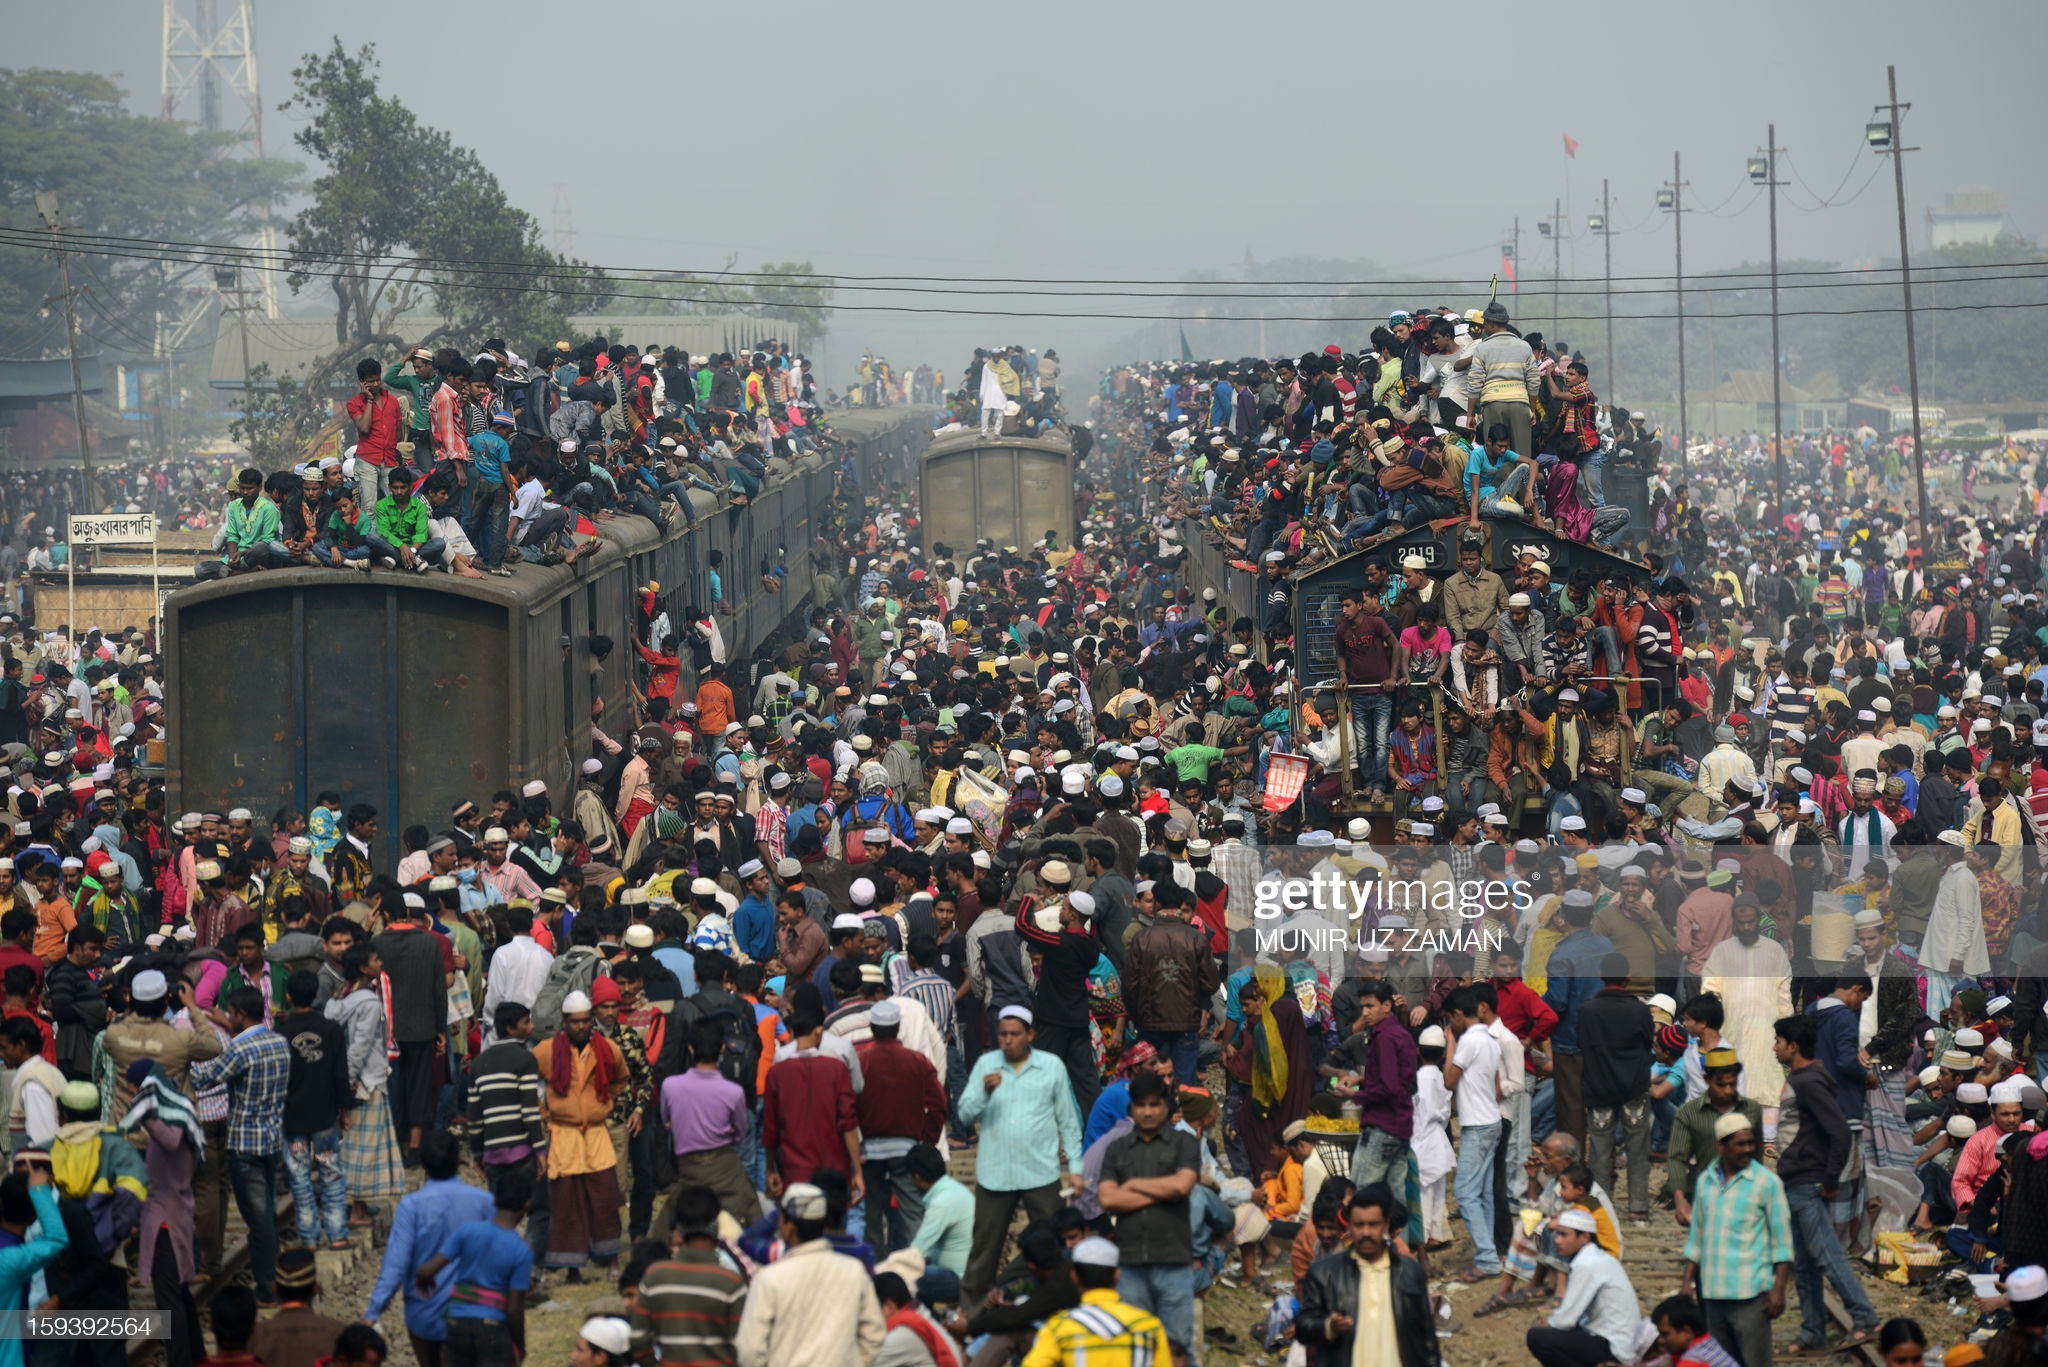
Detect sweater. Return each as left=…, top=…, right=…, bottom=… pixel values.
left=466, top=1040, right=546, bottom=1161
left=1776, top=1061, right=1851, bottom=1188
left=1576, top=990, right=1654, bottom=1108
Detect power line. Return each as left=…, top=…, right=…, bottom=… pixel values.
left=6, top=230, right=2045, bottom=316
left=12, top=224, right=2047, bottom=293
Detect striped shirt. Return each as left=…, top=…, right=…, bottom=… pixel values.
left=1767, top=683, right=1816, bottom=748
left=633, top=1248, right=748, bottom=1367
left=958, top=1047, right=1084, bottom=1191
left=898, top=969, right=958, bottom=1047
left=1680, top=1157, right=1793, bottom=1300
left=1022, top=1289, right=1171, bottom=1367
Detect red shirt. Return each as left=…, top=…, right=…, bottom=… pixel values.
left=346, top=389, right=404, bottom=467
left=762, top=1052, right=856, bottom=1184
left=1494, top=977, right=1559, bottom=1044
left=0, top=944, right=44, bottom=1005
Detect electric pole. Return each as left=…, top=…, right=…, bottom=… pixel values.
left=1752, top=128, right=1786, bottom=509
left=1588, top=181, right=1615, bottom=402
left=1550, top=199, right=1564, bottom=338
left=1661, top=154, right=1690, bottom=475
left=34, top=194, right=95, bottom=511
left=1871, top=66, right=1929, bottom=542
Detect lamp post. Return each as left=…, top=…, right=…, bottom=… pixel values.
left=1751, top=129, right=1786, bottom=510
left=1659, top=154, right=1690, bottom=476
left=1869, top=66, right=1930, bottom=543
left=32, top=193, right=95, bottom=510
left=1589, top=180, right=1614, bottom=402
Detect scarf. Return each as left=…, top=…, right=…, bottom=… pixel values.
left=548, top=1030, right=621, bottom=1100
left=1250, top=963, right=1290, bottom=1111
left=886, top=1309, right=958, bottom=1367
left=119, top=1061, right=204, bottom=1160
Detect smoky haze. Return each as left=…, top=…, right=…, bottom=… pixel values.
left=11, top=0, right=2046, bottom=388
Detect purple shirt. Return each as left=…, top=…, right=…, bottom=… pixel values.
left=1356, top=1021, right=1419, bottom=1141
left=661, top=1064, right=747, bottom=1155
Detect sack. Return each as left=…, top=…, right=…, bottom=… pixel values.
left=531, top=946, right=605, bottom=1039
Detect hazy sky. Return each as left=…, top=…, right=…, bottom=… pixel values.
left=14, top=0, right=2047, bottom=382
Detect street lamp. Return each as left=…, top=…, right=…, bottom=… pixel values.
left=1588, top=185, right=1614, bottom=400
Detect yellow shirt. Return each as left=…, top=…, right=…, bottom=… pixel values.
left=1022, top=1289, right=1172, bottom=1367
left=1350, top=1251, right=1398, bottom=1367
left=533, top=1035, right=622, bottom=1177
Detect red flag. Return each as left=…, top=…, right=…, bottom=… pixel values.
left=1563, top=133, right=1579, bottom=158
left=1502, top=255, right=1518, bottom=293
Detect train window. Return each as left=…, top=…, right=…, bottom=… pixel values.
left=560, top=600, right=575, bottom=740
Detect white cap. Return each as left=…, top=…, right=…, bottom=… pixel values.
left=580, top=1318, right=633, bottom=1356
left=521, top=779, right=547, bottom=798
left=1072, top=1236, right=1121, bottom=1268
left=2007, top=1266, right=2048, bottom=1303
left=1554, top=1208, right=1599, bottom=1235
left=130, top=969, right=167, bottom=1003
left=483, top=826, right=510, bottom=844
left=1417, top=1025, right=1446, bottom=1048
left=581, top=758, right=603, bottom=774
left=851, top=877, right=876, bottom=906
left=561, top=990, right=593, bottom=1015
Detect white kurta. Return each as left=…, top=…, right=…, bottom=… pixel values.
left=1920, top=860, right=1990, bottom=976
left=1699, top=934, right=1794, bottom=1105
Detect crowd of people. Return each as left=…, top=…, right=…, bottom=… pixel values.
left=4, top=304, right=2048, bottom=1367
left=200, top=337, right=855, bottom=578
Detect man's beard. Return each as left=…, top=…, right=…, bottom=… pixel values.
left=1735, top=929, right=1761, bottom=946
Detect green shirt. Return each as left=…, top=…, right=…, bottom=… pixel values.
left=1165, top=744, right=1226, bottom=784
left=222, top=496, right=280, bottom=559
left=373, top=493, right=429, bottom=547
left=382, top=360, right=438, bottom=434
left=1665, top=1094, right=1764, bottom=1200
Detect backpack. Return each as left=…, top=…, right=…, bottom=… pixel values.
left=694, top=1001, right=761, bottom=1096
left=531, top=946, right=606, bottom=1039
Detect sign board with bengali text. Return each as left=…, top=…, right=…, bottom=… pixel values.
left=68, top=513, right=156, bottom=546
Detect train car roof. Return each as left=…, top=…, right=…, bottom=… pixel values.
left=923, top=427, right=1073, bottom=460
left=166, top=406, right=930, bottom=620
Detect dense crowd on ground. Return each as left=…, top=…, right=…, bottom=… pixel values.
left=8, top=301, right=2048, bottom=1367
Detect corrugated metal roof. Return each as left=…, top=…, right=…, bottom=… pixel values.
left=0, top=355, right=104, bottom=401
left=208, top=314, right=799, bottom=388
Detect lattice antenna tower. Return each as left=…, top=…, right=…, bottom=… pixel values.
left=161, top=0, right=278, bottom=315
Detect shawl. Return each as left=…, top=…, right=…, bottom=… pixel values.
left=118, top=1061, right=203, bottom=1161
left=549, top=1029, right=621, bottom=1101
left=1250, top=963, right=1290, bottom=1110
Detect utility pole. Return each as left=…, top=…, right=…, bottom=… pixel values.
left=34, top=194, right=95, bottom=511
left=1550, top=199, right=1564, bottom=338
left=1871, top=66, right=1929, bottom=541
left=1752, top=127, right=1787, bottom=509
left=1588, top=181, right=1615, bottom=402
left=1660, top=154, right=1690, bottom=475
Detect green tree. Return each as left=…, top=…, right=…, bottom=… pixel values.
left=227, top=364, right=328, bottom=469
left=279, top=41, right=606, bottom=384
left=0, top=68, right=298, bottom=356
left=739, top=261, right=834, bottom=344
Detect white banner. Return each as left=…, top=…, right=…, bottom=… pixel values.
left=68, top=513, right=156, bottom=546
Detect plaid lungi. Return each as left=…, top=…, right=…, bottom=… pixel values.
left=339, top=1085, right=406, bottom=1202
left=546, top=1167, right=624, bottom=1268
left=1867, top=1071, right=1917, bottom=1171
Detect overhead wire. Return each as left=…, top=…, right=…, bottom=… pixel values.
left=12, top=224, right=2045, bottom=293
left=4, top=229, right=2042, bottom=315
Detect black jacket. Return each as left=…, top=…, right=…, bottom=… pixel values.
left=275, top=1009, right=350, bottom=1135
left=1576, top=989, right=1654, bottom=1108
left=1295, top=1246, right=1441, bottom=1367
left=45, top=957, right=106, bottom=1081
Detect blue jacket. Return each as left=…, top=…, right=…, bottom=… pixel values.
left=1805, top=996, right=1869, bottom=1124
left=0, top=1185, right=68, bottom=1367
left=366, top=1175, right=497, bottom=1341
left=1541, top=929, right=1616, bottom=1053
left=733, top=894, right=776, bottom=963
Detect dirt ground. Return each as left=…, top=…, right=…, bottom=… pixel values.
left=1187, top=1153, right=1977, bottom=1367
